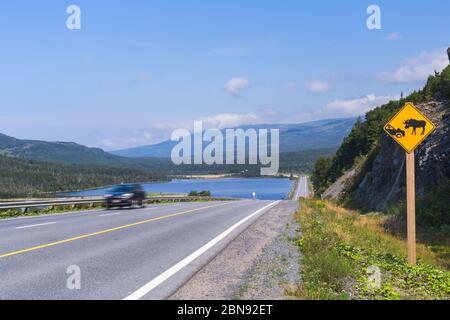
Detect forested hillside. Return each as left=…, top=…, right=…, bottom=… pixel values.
left=0, top=155, right=166, bottom=199
left=279, top=148, right=337, bottom=173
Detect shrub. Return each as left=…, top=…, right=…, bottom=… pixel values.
left=188, top=190, right=211, bottom=197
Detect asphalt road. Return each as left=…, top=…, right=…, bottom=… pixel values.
left=294, top=176, right=309, bottom=200
left=0, top=200, right=280, bottom=300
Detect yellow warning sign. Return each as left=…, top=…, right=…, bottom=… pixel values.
left=384, top=102, right=436, bottom=153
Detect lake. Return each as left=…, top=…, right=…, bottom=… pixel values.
left=64, top=178, right=293, bottom=200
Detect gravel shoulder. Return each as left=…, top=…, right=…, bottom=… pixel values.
left=170, top=200, right=301, bottom=300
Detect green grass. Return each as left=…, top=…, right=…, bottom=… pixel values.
left=293, top=199, right=450, bottom=300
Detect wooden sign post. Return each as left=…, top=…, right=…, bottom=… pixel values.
left=384, top=103, right=436, bottom=266
left=406, top=152, right=416, bottom=265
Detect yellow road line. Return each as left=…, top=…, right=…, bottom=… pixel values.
left=0, top=202, right=231, bottom=260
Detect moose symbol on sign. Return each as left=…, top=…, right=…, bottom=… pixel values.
left=404, top=119, right=427, bottom=136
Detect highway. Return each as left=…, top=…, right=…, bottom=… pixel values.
left=0, top=200, right=280, bottom=300
left=293, top=176, right=309, bottom=200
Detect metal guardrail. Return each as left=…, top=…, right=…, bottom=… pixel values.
left=0, top=196, right=231, bottom=211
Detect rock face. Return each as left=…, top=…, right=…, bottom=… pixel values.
left=447, top=47, right=450, bottom=62
left=353, top=100, right=450, bottom=211
left=322, top=168, right=357, bottom=201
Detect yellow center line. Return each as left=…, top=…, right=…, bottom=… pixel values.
left=0, top=202, right=232, bottom=260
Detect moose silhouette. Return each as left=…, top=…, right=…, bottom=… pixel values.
left=404, top=119, right=426, bottom=135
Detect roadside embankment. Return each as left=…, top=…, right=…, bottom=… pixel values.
left=293, top=199, right=450, bottom=300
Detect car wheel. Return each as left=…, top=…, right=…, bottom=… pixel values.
left=131, top=200, right=139, bottom=209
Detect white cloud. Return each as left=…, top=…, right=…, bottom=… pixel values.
left=325, top=94, right=397, bottom=117
left=98, top=92, right=399, bottom=150
left=99, top=131, right=154, bottom=149
left=224, top=77, right=250, bottom=96
left=113, top=113, right=262, bottom=148
left=385, top=32, right=401, bottom=41
left=378, top=49, right=448, bottom=84
left=304, top=80, right=331, bottom=93
left=199, top=112, right=260, bottom=129
left=151, top=113, right=260, bottom=132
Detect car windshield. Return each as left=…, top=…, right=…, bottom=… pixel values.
left=109, top=185, right=134, bottom=193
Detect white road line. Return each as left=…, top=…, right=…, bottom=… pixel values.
left=99, top=212, right=121, bottom=217
left=15, top=222, right=57, bottom=229
left=124, top=200, right=281, bottom=300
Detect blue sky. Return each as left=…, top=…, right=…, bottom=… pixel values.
left=0, top=1, right=448, bottom=150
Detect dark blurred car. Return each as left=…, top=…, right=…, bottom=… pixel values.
left=105, top=184, right=146, bottom=209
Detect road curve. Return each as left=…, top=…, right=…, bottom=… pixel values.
left=0, top=200, right=279, bottom=300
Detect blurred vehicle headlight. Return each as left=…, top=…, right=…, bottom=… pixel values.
left=120, top=193, right=133, bottom=199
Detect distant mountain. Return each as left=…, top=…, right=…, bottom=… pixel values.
left=0, top=133, right=169, bottom=171
left=0, top=133, right=117, bottom=165
left=0, top=117, right=350, bottom=179
left=0, top=133, right=260, bottom=176
left=111, top=118, right=356, bottom=158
